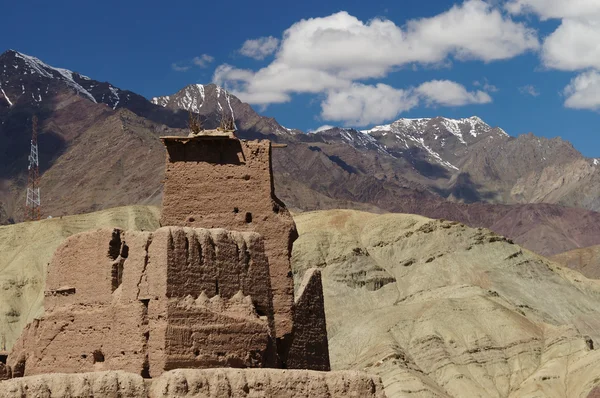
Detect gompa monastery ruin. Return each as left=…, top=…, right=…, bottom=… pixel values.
left=0, top=129, right=385, bottom=397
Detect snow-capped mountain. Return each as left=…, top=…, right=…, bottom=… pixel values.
left=2, top=48, right=600, bottom=229
left=0, top=50, right=172, bottom=119
left=152, top=84, right=295, bottom=137
left=0, top=50, right=98, bottom=107
left=310, top=116, right=510, bottom=173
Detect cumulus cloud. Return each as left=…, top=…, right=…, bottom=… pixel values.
left=542, top=19, right=600, bottom=71
left=506, top=0, right=600, bottom=72
left=171, top=63, right=190, bottom=72
left=214, top=2, right=537, bottom=109
left=505, top=0, right=600, bottom=20
left=519, top=84, right=540, bottom=97
left=213, top=63, right=349, bottom=105
left=564, top=70, right=600, bottom=110
left=320, top=83, right=419, bottom=126
left=416, top=80, right=492, bottom=107
left=240, top=36, right=280, bottom=60
left=276, top=3, right=538, bottom=80
left=192, top=54, right=214, bottom=68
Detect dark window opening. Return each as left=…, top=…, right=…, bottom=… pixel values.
left=93, top=350, right=105, bottom=363
left=13, top=358, right=26, bottom=377
left=108, top=230, right=121, bottom=260
left=141, top=358, right=151, bottom=379
left=255, top=305, right=268, bottom=318
left=120, top=243, right=129, bottom=259
left=233, top=207, right=239, bottom=214
left=245, top=212, right=253, bottom=223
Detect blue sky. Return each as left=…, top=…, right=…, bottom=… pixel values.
left=2, top=0, right=599, bottom=156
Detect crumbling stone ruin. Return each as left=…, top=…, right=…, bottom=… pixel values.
left=4, top=131, right=331, bottom=380
left=159, top=133, right=323, bottom=368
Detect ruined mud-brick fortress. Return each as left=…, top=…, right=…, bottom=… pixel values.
left=0, top=130, right=385, bottom=397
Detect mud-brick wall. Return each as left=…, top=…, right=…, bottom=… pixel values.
left=160, top=138, right=298, bottom=359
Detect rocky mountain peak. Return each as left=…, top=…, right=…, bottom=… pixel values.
left=0, top=49, right=97, bottom=106
left=151, top=83, right=234, bottom=117
left=150, top=83, right=296, bottom=136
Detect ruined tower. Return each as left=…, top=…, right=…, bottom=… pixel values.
left=5, top=130, right=329, bottom=379
left=159, top=131, right=302, bottom=365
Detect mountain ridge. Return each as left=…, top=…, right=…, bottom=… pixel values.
left=2, top=49, right=600, bottom=258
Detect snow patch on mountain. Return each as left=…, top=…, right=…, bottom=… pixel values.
left=151, top=95, right=170, bottom=107
left=357, top=116, right=500, bottom=170
left=408, top=136, right=459, bottom=170
left=196, top=84, right=205, bottom=103
left=108, top=86, right=120, bottom=109
left=0, top=87, right=12, bottom=106
left=13, top=51, right=96, bottom=103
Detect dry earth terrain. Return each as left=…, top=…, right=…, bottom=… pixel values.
left=551, top=245, right=600, bottom=280
left=292, top=210, right=600, bottom=398
left=3, top=207, right=600, bottom=398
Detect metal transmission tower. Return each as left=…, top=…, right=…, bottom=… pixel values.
left=25, top=115, right=41, bottom=221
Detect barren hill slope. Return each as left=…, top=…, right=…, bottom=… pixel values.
left=292, top=210, right=600, bottom=398
left=0, top=206, right=159, bottom=349
left=4, top=206, right=600, bottom=397
left=551, top=245, right=600, bottom=279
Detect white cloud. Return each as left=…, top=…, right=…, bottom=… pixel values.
left=215, top=3, right=538, bottom=107
left=416, top=80, right=492, bottom=107
left=320, top=83, right=419, bottom=126
left=473, top=78, right=499, bottom=92
left=308, top=125, right=335, bottom=134
left=519, top=84, right=540, bottom=97
left=564, top=70, right=600, bottom=110
left=171, top=63, right=190, bottom=72
left=240, top=36, right=280, bottom=60
left=192, top=54, right=214, bottom=68
left=505, top=0, right=600, bottom=20
left=213, top=63, right=349, bottom=105
left=505, top=0, right=600, bottom=72
left=542, top=19, right=600, bottom=71
left=277, top=3, right=537, bottom=79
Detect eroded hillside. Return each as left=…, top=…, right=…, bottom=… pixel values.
left=292, top=210, right=600, bottom=397
left=3, top=207, right=600, bottom=397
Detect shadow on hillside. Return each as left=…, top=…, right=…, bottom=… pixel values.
left=434, top=172, right=498, bottom=203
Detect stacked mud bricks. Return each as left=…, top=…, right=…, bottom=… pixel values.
left=5, top=133, right=330, bottom=378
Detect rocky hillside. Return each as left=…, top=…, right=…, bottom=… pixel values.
left=2, top=50, right=600, bottom=257
left=305, top=119, right=600, bottom=210
left=292, top=209, right=600, bottom=398
left=4, top=206, right=600, bottom=397
left=551, top=245, right=600, bottom=279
